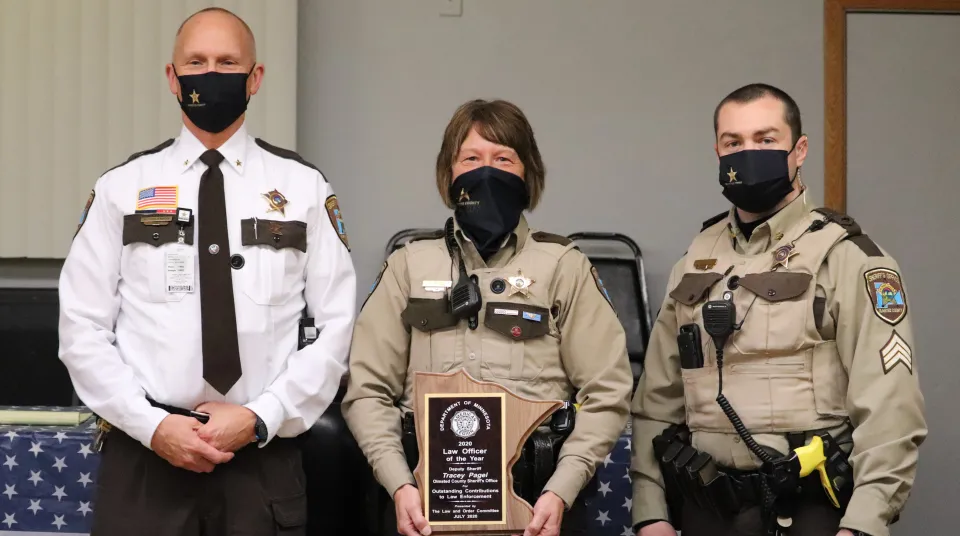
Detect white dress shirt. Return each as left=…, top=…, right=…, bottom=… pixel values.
left=58, top=123, right=357, bottom=449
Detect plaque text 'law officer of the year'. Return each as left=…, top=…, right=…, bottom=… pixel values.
left=424, top=393, right=506, bottom=526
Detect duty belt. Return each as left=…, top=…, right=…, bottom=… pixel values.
left=652, top=423, right=856, bottom=533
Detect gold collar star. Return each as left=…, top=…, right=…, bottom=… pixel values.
left=507, top=270, right=535, bottom=297
left=727, top=167, right=738, bottom=183
left=189, top=90, right=200, bottom=104
left=235, top=159, right=242, bottom=167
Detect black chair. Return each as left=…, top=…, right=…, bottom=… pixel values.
left=0, top=288, right=76, bottom=407
left=301, top=385, right=380, bottom=536
left=567, top=232, right=653, bottom=385
left=384, top=228, right=443, bottom=257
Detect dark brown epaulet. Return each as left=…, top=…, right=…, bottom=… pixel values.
left=531, top=231, right=573, bottom=246
left=812, top=207, right=883, bottom=257
left=101, top=138, right=174, bottom=177
left=700, top=211, right=728, bottom=232
left=255, top=138, right=327, bottom=180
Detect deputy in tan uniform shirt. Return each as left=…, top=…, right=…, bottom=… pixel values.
left=631, top=84, right=926, bottom=536
left=342, top=99, right=633, bottom=536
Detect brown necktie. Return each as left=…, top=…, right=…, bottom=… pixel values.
left=198, top=149, right=242, bottom=395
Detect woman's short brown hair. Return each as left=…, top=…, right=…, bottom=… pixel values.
left=435, top=99, right=546, bottom=210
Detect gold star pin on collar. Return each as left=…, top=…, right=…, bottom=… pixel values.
left=235, top=159, right=242, bottom=167
left=189, top=90, right=200, bottom=104
left=507, top=269, right=535, bottom=297
left=727, top=167, right=738, bottom=183
left=183, top=159, right=189, bottom=166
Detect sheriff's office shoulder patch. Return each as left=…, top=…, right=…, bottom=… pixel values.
left=324, top=195, right=349, bottom=251
left=75, top=190, right=96, bottom=238
left=591, top=265, right=617, bottom=315
left=880, top=330, right=913, bottom=375
left=864, top=267, right=907, bottom=325
left=361, top=261, right=388, bottom=311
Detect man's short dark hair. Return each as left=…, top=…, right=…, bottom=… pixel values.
left=713, top=83, right=802, bottom=145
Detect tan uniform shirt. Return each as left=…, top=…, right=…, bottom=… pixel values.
left=630, top=195, right=926, bottom=536
left=343, top=216, right=633, bottom=507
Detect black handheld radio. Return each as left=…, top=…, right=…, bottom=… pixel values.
left=444, top=218, right=482, bottom=326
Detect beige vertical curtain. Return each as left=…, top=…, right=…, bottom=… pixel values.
left=0, top=0, right=298, bottom=258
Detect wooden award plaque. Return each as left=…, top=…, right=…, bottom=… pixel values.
left=412, top=370, right=563, bottom=535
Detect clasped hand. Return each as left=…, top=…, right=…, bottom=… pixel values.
left=149, top=401, right=256, bottom=473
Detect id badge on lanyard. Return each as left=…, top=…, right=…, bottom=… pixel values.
left=165, top=209, right=195, bottom=294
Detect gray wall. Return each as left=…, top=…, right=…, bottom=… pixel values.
left=296, top=0, right=824, bottom=311
left=846, top=13, right=960, bottom=535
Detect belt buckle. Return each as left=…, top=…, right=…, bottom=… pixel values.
left=93, top=418, right=112, bottom=452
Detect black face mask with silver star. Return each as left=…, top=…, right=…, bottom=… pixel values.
left=175, top=67, right=252, bottom=134
left=718, top=146, right=797, bottom=214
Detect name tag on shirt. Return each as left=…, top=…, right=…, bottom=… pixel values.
left=165, top=246, right=195, bottom=294
left=494, top=308, right=519, bottom=316
left=422, top=280, right=452, bottom=293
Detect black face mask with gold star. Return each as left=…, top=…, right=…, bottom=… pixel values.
left=175, top=68, right=251, bottom=134
left=718, top=147, right=797, bottom=214
left=450, top=166, right=529, bottom=260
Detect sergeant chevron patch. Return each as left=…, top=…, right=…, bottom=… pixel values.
left=880, top=330, right=913, bottom=375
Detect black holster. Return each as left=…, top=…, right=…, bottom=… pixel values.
left=653, top=423, right=743, bottom=529
left=400, top=412, right=567, bottom=506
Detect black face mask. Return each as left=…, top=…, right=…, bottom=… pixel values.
left=175, top=68, right=251, bottom=133
left=450, top=166, right=529, bottom=258
left=718, top=147, right=797, bottom=213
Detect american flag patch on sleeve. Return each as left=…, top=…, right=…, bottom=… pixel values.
left=136, top=186, right=178, bottom=213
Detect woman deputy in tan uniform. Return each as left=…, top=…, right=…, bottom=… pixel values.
left=342, top=99, right=633, bottom=536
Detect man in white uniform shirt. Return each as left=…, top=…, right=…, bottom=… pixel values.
left=58, top=8, right=356, bottom=535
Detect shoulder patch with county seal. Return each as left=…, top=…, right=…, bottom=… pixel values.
left=74, top=190, right=95, bottom=238
left=864, top=267, right=907, bottom=325
left=880, top=330, right=913, bottom=375
left=324, top=195, right=349, bottom=251
left=591, top=265, right=617, bottom=315
left=361, top=261, right=388, bottom=311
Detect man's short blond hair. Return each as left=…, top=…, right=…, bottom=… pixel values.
left=175, top=7, right=256, bottom=60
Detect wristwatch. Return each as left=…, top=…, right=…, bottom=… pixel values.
left=253, top=415, right=268, bottom=443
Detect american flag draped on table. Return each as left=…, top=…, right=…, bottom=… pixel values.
left=581, top=422, right=635, bottom=536
left=0, top=407, right=97, bottom=536
left=1, top=408, right=637, bottom=536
